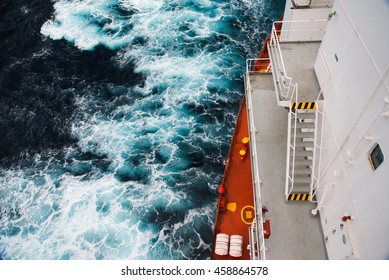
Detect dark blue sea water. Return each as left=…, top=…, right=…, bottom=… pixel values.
left=0, top=0, right=284, bottom=259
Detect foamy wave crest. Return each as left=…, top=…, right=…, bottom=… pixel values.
left=0, top=0, right=283, bottom=259
left=41, top=0, right=140, bottom=50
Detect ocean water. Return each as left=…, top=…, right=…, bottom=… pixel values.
left=0, top=0, right=284, bottom=259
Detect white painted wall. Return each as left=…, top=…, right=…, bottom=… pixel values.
left=281, top=4, right=331, bottom=42
left=314, top=0, right=389, bottom=259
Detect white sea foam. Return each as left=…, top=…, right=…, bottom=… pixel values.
left=0, top=0, right=280, bottom=259
left=41, top=0, right=134, bottom=50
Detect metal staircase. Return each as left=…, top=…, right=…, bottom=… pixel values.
left=286, top=102, right=317, bottom=201
left=267, top=20, right=326, bottom=202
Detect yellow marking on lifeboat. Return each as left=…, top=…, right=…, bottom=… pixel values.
left=288, top=193, right=311, bottom=201
left=241, top=205, right=255, bottom=225
left=227, top=203, right=237, bottom=212
left=290, top=102, right=317, bottom=110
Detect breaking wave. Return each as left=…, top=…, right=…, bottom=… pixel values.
left=0, top=0, right=284, bottom=259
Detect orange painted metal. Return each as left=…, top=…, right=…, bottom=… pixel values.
left=253, top=19, right=283, bottom=72
left=211, top=18, right=283, bottom=260
left=211, top=96, right=254, bottom=260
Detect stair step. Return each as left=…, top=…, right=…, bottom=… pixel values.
left=295, top=150, right=313, bottom=157
left=288, top=193, right=311, bottom=201
left=291, top=167, right=312, bottom=175
left=293, top=159, right=312, bottom=166
left=291, top=122, right=315, bottom=129
left=290, top=102, right=317, bottom=110
left=294, top=141, right=314, bottom=148
left=292, top=113, right=315, bottom=120
left=292, top=182, right=310, bottom=191
left=291, top=132, right=315, bottom=138
left=293, top=175, right=311, bottom=184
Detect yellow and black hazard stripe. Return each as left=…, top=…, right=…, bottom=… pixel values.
left=288, top=193, right=311, bottom=201
left=290, top=102, right=317, bottom=110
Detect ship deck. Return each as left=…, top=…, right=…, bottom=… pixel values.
left=279, top=41, right=321, bottom=101
left=249, top=73, right=327, bottom=259
left=211, top=37, right=326, bottom=260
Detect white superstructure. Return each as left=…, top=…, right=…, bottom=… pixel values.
left=246, top=0, right=389, bottom=259
left=310, top=0, right=389, bottom=259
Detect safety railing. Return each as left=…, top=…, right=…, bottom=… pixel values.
left=268, top=19, right=327, bottom=103
left=310, top=98, right=325, bottom=201
left=246, top=58, right=271, bottom=74
left=244, top=70, right=266, bottom=260
left=268, top=23, right=295, bottom=101
left=285, top=84, right=299, bottom=199
left=248, top=219, right=265, bottom=260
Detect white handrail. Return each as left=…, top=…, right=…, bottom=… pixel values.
left=269, top=22, right=297, bottom=101
left=285, top=111, right=292, bottom=198
left=269, top=19, right=327, bottom=102
left=271, top=23, right=292, bottom=83
left=311, top=100, right=324, bottom=200
left=246, top=58, right=271, bottom=73
left=272, top=24, right=293, bottom=97
left=285, top=83, right=299, bottom=199
left=244, top=70, right=266, bottom=260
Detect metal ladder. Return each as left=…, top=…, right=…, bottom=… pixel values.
left=285, top=102, right=317, bottom=201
